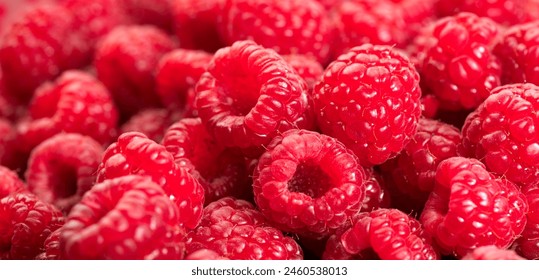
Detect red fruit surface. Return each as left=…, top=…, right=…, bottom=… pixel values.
left=282, top=54, right=324, bottom=91
left=515, top=184, right=539, bottom=259
left=435, top=0, right=537, bottom=26
left=0, top=165, right=26, bottom=199
left=461, top=245, right=525, bottom=260
left=120, top=0, right=174, bottom=31
left=120, top=108, right=174, bottom=143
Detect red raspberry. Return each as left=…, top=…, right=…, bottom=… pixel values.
left=94, top=25, right=175, bottom=118
left=0, top=4, right=89, bottom=101
left=171, top=0, right=226, bottom=52
left=493, top=21, right=539, bottom=85
left=411, top=13, right=501, bottom=111
left=461, top=83, right=539, bottom=186
left=221, top=0, right=333, bottom=63
left=61, top=175, right=185, bottom=260
left=282, top=55, right=324, bottom=91
left=156, top=49, right=212, bottom=115
left=435, top=0, right=536, bottom=26
left=331, top=0, right=435, bottom=56
left=381, top=119, right=462, bottom=214
left=96, top=132, right=205, bottom=229
left=25, top=133, right=103, bottom=214
left=195, top=40, right=313, bottom=151
left=461, top=246, right=525, bottom=260
left=323, top=209, right=438, bottom=260
left=0, top=165, right=26, bottom=200
left=185, top=197, right=303, bottom=260
left=0, top=193, right=64, bottom=259
left=253, top=129, right=366, bottom=238
left=162, top=118, right=252, bottom=204
left=35, top=227, right=61, bottom=260
left=121, top=108, right=175, bottom=143
left=0, top=118, right=18, bottom=169
left=120, top=0, right=174, bottom=32
left=16, top=70, right=119, bottom=154
left=361, top=168, right=391, bottom=212
left=314, top=44, right=422, bottom=166
left=515, top=184, right=539, bottom=259
left=185, top=249, right=228, bottom=260
left=0, top=71, right=24, bottom=121
left=420, top=157, right=528, bottom=257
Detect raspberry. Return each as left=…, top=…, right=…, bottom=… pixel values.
left=253, top=129, right=366, bottom=237
left=493, top=21, right=539, bottom=85
left=435, top=0, right=536, bottom=26
left=514, top=184, right=539, bottom=259
left=35, top=227, right=61, bottom=260
left=0, top=4, right=89, bottom=101
left=323, top=209, right=438, bottom=260
left=0, top=71, right=24, bottom=121
left=282, top=55, right=324, bottom=91
left=411, top=13, right=501, bottom=111
left=121, top=0, right=174, bottom=32
left=94, top=25, right=175, bottom=118
left=25, top=133, right=103, bottom=214
left=162, top=118, right=252, bottom=204
left=171, top=0, right=226, bottom=52
left=461, top=245, right=525, bottom=260
left=185, top=249, right=228, bottom=260
left=461, top=83, right=539, bottom=186
left=96, top=132, right=205, bottom=229
left=121, top=108, right=175, bottom=143
left=0, top=165, right=26, bottom=200
left=185, top=197, right=303, bottom=260
left=195, top=40, right=313, bottom=151
left=331, top=0, right=435, bottom=56
left=381, top=119, right=462, bottom=214
left=420, top=157, right=528, bottom=257
left=362, top=168, right=391, bottom=212
left=61, top=175, right=185, bottom=260
left=0, top=118, right=18, bottom=169
left=314, top=44, right=422, bottom=166
left=16, top=70, right=119, bottom=154
left=0, top=193, right=64, bottom=259
left=221, top=0, right=332, bottom=63
left=156, top=49, right=212, bottom=115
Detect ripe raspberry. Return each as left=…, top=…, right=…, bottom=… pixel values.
left=0, top=118, right=18, bottom=169
left=96, top=132, right=205, bottom=229
left=185, top=249, right=228, bottom=260
left=361, top=168, right=391, bottom=212
left=331, top=0, right=435, bottom=56
left=411, top=13, right=501, bottom=111
left=25, top=133, right=103, bottom=214
left=323, top=209, right=438, bottom=260
left=0, top=4, right=89, bottom=100
left=195, top=40, right=313, bottom=151
left=314, top=44, right=422, bottom=166
left=171, top=0, right=226, bottom=52
left=461, top=246, right=525, bottom=260
left=493, top=21, right=539, bottom=85
left=35, top=227, right=61, bottom=260
left=94, top=25, right=175, bottom=118
left=121, top=108, right=175, bottom=143
left=185, top=197, right=303, bottom=260
left=221, top=0, right=332, bottom=63
left=61, top=175, right=185, bottom=260
left=420, top=157, right=528, bottom=257
left=461, top=83, right=539, bottom=186
left=0, top=193, right=64, bottom=259
left=16, top=70, right=119, bottom=154
left=0, top=165, right=26, bottom=199
left=121, top=0, right=174, bottom=31
left=0, top=71, right=24, bottom=121
left=156, top=49, right=212, bottom=115
left=282, top=55, right=324, bottom=91
left=162, top=118, right=252, bottom=204
left=253, top=129, right=366, bottom=237
left=381, top=119, right=462, bottom=213
left=514, top=184, right=539, bottom=259
left=435, top=0, right=536, bottom=26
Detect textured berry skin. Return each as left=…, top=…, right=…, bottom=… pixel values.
left=185, top=197, right=303, bottom=260
left=412, top=13, right=501, bottom=111
left=195, top=40, right=313, bottom=151
left=0, top=166, right=26, bottom=200
left=0, top=4, right=88, bottom=101
left=493, top=21, right=539, bottom=85
left=156, top=49, right=212, bottom=115
left=436, top=0, right=536, bottom=26
left=314, top=44, right=422, bottom=167
left=25, top=133, right=104, bottom=214
left=381, top=119, right=462, bottom=213
left=361, top=168, right=390, bottom=212
left=221, top=0, right=332, bottom=63
left=121, top=108, right=174, bottom=143
left=282, top=55, right=324, bottom=91
left=162, top=118, right=251, bottom=204
left=515, top=184, right=539, bottom=259
left=420, top=157, right=528, bottom=257
left=461, top=246, right=525, bottom=260
left=323, top=209, right=438, bottom=260
left=16, top=70, right=119, bottom=154
left=61, top=175, right=185, bottom=260
left=94, top=25, right=175, bottom=118
left=35, top=227, right=61, bottom=260
left=0, top=193, right=64, bottom=259
left=96, top=132, right=205, bottom=229
left=461, top=83, right=539, bottom=186
left=253, top=129, right=366, bottom=237
left=185, top=249, right=228, bottom=260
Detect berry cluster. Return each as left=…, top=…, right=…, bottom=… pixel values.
left=0, top=0, right=538, bottom=260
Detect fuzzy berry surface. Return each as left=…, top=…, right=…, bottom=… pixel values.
left=515, top=184, right=539, bottom=259
left=253, top=129, right=366, bottom=238
left=420, top=157, right=528, bottom=258
left=185, top=197, right=303, bottom=260
left=314, top=44, right=422, bottom=167
left=0, top=165, right=26, bottom=200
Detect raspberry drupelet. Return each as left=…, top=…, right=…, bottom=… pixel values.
left=361, top=168, right=391, bottom=212
left=514, top=184, right=539, bottom=259
left=461, top=246, right=525, bottom=260
left=0, top=165, right=26, bottom=199
left=253, top=129, right=367, bottom=238
left=314, top=44, right=422, bottom=167
left=282, top=54, right=324, bottom=91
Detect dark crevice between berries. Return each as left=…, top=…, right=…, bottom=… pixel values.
left=51, top=164, right=79, bottom=201
left=288, top=161, right=333, bottom=198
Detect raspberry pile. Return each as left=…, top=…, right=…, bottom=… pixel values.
left=1, top=0, right=538, bottom=260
